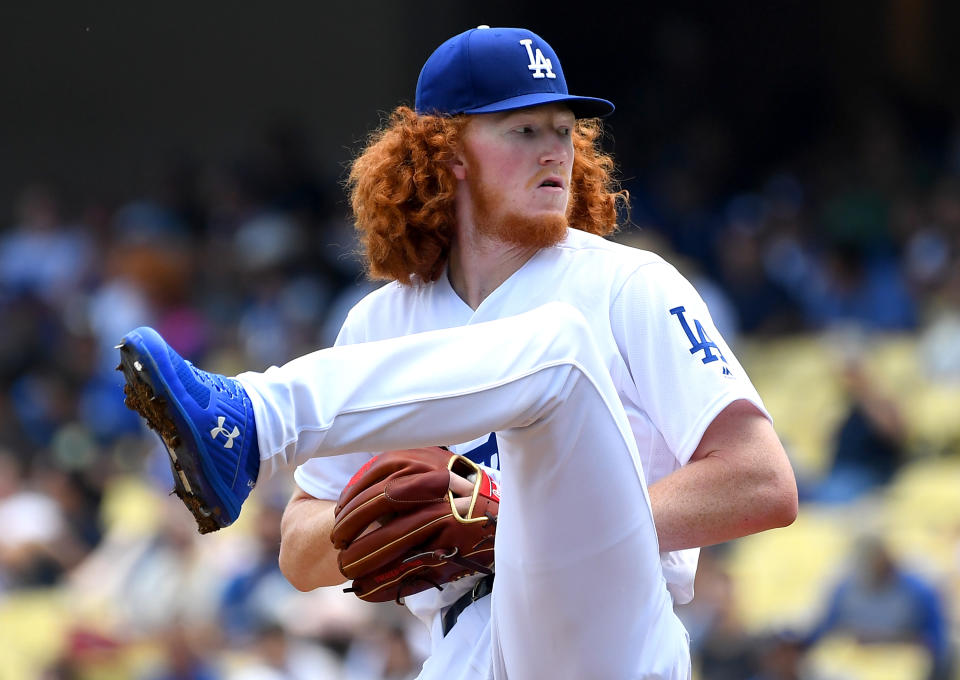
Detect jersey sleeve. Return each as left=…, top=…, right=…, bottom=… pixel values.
left=611, top=260, right=769, bottom=465
left=293, top=308, right=375, bottom=501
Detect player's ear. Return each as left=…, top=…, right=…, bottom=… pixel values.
left=450, top=123, right=472, bottom=181
left=450, top=147, right=468, bottom=181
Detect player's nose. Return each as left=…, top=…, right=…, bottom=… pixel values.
left=539, top=138, right=570, bottom=166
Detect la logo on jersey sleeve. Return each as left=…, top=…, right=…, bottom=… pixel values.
left=669, top=306, right=734, bottom=377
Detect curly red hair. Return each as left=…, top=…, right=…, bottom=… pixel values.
left=348, top=106, right=627, bottom=285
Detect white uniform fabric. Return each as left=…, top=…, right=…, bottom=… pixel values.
left=239, top=229, right=768, bottom=680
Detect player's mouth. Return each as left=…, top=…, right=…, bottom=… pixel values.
left=536, top=176, right=565, bottom=192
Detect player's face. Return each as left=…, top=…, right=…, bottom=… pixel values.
left=456, top=103, right=575, bottom=248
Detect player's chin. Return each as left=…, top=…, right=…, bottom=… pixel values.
left=500, top=211, right=568, bottom=249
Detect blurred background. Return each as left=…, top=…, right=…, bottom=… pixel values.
left=2, top=1, right=959, bottom=678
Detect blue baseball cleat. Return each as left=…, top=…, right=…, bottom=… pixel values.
left=117, top=327, right=259, bottom=533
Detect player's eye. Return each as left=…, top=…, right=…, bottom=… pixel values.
left=557, top=126, right=571, bottom=137
left=513, top=126, right=535, bottom=135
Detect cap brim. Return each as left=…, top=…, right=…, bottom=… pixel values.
left=464, top=92, right=615, bottom=118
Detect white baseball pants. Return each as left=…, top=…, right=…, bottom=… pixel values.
left=239, top=302, right=691, bottom=680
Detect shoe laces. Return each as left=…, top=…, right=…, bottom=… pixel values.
left=187, top=361, right=243, bottom=400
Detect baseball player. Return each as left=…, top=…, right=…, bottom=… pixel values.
left=118, top=27, right=797, bottom=679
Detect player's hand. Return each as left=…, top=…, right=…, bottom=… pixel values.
left=449, top=468, right=478, bottom=513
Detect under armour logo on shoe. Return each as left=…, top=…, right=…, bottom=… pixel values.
left=210, top=416, right=241, bottom=449
left=519, top=39, right=556, bottom=79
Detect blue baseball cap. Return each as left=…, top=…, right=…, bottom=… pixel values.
left=415, top=26, right=614, bottom=119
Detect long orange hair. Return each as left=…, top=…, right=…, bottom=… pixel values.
left=348, top=106, right=627, bottom=285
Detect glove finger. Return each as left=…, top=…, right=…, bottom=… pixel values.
left=336, top=455, right=417, bottom=511
left=336, top=447, right=453, bottom=511
left=331, top=469, right=451, bottom=548
left=338, top=504, right=453, bottom=577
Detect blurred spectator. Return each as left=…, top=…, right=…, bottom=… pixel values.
left=103, top=496, right=227, bottom=635
left=218, top=501, right=299, bottom=645
left=40, top=627, right=125, bottom=680
left=142, top=625, right=222, bottom=680
left=36, top=463, right=104, bottom=561
left=758, top=174, right=818, bottom=306
left=798, top=239, right=917, bottom=331
left=918, top=253, right=960, bottom=382
left=802, top=534, right=954, bottom=680
left=89, top=201, right=203, bottom=361
left=7, top=364, right=76, bottom=449
left=0, top=184, right=94, bottom=306
left=746, top=633, right=814, bottom=680
left=226, top=622, right=342, bottom=680
left=676, top=546, right=760, bottom=680
left=341, top=622, right=420, bottom=680
left=0, top=450, right=97, bottom=589
left=803, top=355, right=906, bottom=504
left=713, top=195, right=804, bottom=336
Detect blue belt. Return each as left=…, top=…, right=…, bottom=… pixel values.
left=441, top=573, right=495, bottom=636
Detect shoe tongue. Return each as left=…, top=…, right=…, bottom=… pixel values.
left=205, top=369, right=242, bottom=399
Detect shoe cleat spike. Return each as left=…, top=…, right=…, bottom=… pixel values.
left=176, top=468, right=193, bottom=494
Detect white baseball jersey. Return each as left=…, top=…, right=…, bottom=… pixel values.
left=294, top=228, right=767, bottom=631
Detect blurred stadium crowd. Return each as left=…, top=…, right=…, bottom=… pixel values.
left=2, top=94, right=960, bottom=679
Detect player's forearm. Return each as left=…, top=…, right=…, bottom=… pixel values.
left=649, top=402, right=798, bottom=552
left=649, top=459, right=792, bottom=552
left=278, top=494, right=346, bottom=591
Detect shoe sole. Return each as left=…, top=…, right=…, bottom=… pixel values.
left=117, top=340, right=228, bottom=534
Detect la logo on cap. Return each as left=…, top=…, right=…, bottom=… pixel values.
left=519, top=39, right=556, bottom=79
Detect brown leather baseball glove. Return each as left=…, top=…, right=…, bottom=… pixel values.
left=331, top=446, right=499, bottom=603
